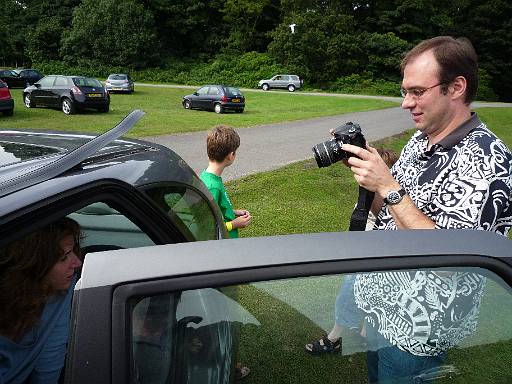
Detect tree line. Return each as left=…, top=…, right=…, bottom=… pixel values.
left=1, top=0, right=511, bottom=101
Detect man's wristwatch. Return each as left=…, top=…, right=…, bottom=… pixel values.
left=383, top=188, right=406, bottom=205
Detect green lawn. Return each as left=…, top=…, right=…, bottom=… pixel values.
left=225, top=107, right=512, bottom=383
left=0, top=87, right=398, bottom=136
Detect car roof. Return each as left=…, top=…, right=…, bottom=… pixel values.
left=78, top=229, right=512, bottom=289
left=0, top=110, right=209, bottom=219
left=0, top=110, right=145, bottom=198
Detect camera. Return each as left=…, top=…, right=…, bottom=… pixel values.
left=312, top=122, right=365, bottom=168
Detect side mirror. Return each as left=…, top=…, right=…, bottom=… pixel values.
left=34, top=83, right=41, bottom=88
left=193, top=92, right=198, bottom=96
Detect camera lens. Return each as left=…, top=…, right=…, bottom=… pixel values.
left=312, top=139, right=346, bottom=168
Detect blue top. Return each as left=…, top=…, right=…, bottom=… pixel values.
left=0, top=276, right=75, bottom=384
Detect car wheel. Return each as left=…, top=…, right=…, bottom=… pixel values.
left=98, top=104, right=109, bottom=113
left=3, top=109, right=13, bottom=116
left=262, top=83, right=269, bottom=91
left=288, top=84, right=296, bottom=92
left=214, top=104, right=223, bottom=114
left=61, top=97, right=76, bottom=115
left=24, top=94, right=34, bottom=108
left=183, top=100, right=191, bottom=109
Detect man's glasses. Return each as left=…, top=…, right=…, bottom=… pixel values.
left=400, top=82, right=444, bottom=99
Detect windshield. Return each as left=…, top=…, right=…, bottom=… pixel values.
left=73, top=77, right=103, bottom=88
left=0, top=142, right=62, bottom=167
left=108, top=74, right=127, bottom=80
left=225, top=87, right=242, bottom=96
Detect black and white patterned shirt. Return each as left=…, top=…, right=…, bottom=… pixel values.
left=355, top=113, right=512, bottom=356
left=375, top=113, right=512, bottom=234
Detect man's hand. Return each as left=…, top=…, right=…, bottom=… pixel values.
left=341, top=142, right=399, bottom=198
left=234, top=209, right=249, bottom=217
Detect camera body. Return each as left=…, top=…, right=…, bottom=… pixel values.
left=312, top=122, right=365, bottom=168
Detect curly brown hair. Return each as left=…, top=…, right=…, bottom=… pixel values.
left=0, top=217, right=82, bottom=340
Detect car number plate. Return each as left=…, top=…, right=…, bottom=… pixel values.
left=232, top=98, right=240, bottom=103
left=88, top=93, right=102, bottom=98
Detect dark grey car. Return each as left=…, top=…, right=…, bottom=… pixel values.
left=182, top=85, right=245, bottom=114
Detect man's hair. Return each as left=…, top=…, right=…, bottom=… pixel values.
left=0, top=217, right=82, bottom=340
left=206, top=125, right=240, bottom=162
left=400, top=36, right=478, bottom=104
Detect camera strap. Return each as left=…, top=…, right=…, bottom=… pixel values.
left=349, top=186, right=375, bottom=231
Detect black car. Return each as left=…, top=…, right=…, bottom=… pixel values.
left=0, top=68, right=43, bottom=88
left=183, top=85, right=245, bottom=113
left=23, top=75, right=110, bottom=115
left=0, top=80, right=14, bottom=116
left=0, top=111, right=232, bottom=383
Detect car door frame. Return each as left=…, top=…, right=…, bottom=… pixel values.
left=66, top=230, right=512, bottom=384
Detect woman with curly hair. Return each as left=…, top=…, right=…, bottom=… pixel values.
left=0, top=217, right=83, bottom=383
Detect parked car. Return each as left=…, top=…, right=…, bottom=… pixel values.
left=23, top=75, right=110, bottom=115
left=258, top=74, right=302, bottom=92
left=0, top=80, right=14, bottom=116
left=0, top=111, right=232, bottom=383
left=0, top=68, right=43, bottom=88
left=182, top=85, right=245, bottom=114
left=105, top=73, right=134, bottom=93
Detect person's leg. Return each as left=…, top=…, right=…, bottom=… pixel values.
left=377, top=345, right=446, bottom=383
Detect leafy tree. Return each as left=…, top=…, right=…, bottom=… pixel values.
left=61, top=0, right=159, bottom=68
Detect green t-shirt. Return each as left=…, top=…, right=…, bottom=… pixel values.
left=200, top=170, right=238, bottom=238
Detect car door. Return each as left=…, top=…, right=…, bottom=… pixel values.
left=49, top=76, right=70, bottom=107
left=67, top=230, right=512, bottom=384
left=193, top=86, right=209, bottom=109
left=31, top=76, right=56, bottom=105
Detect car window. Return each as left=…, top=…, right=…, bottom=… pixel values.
left=196, top=87, right=208, bottom=95
left=54, top=77, right=69, bottom=87
left=128, top=266, right=512, bottom=384
left=37, top=76, right=56, bottom=87
left=144, top=186, right=219, bottom=241
left=224, top=87, right=242, bottom=96
left=0, top=81, right=5, bottom=89
left=109, top=74, right=127, bottom=80
left=208, top=87, right=220, bottom=95
left=68, top=201, right=155, bottom=251
left=290, top=75, right=299, bottom=81
left=73, top=77, right=103, bottom=88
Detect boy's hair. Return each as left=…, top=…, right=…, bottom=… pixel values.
left=376, top=148, right=399, bottom=168
left=206, top=125, right=240, bottom=162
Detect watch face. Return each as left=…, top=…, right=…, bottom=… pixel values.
left=387, top=191, right=401, bottom=204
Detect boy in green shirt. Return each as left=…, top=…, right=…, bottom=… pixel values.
left=200, top=125, right=251, bottom=238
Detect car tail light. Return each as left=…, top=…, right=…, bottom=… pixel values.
left=71, top=85, right=82, bottom=95
left=221, top=95, right=228, bottom=102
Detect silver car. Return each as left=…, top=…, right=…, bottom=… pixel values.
left=105, top=73, right=134, bottom=93
left=258, top=74, right=302, bottom=92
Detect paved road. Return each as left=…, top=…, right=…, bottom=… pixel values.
left=141, top=84, right=510, bottom=181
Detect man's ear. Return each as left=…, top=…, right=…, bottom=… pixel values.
left=450, top=76, right=467, bottom=101
left=227, top=151, right=236, bottom=161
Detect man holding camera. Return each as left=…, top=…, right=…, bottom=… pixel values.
left=340, top=36, right=512, bottom=382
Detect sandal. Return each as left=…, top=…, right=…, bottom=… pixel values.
left=305, top=335, right=341, bottom=355
left=235, top=364, right=250, bottom=381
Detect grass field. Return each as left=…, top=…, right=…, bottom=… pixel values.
left=0, top=86, right=398, bottom=136
left=223, top=107, right=512, bottom=383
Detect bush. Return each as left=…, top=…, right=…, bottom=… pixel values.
left=330, top=74, right=400, bottom=96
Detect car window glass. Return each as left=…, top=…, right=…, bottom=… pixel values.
left=38, top=76, right=55, bottom=87
left=144, top=186, right=218, bottom=241
left=0, top=82, right=5, bottom=89
left=196, top=87, right=208, bottom=95
left=68, top=201, right=155, bottom=251
left=225, top=87, right=241, bottom=96
left=109, top=74, right=127, bottom=80
left=282, top=75, right=289, bottom=81
left=73, top=78, right=103, bottom=88
left=129, top=266, right=512, bottom=383
left=54, top=77, right=68, bottom=87
left=208, top=87, right=220, bottom=95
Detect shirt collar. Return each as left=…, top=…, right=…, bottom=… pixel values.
left=417, top=112, right=482, bottom=151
